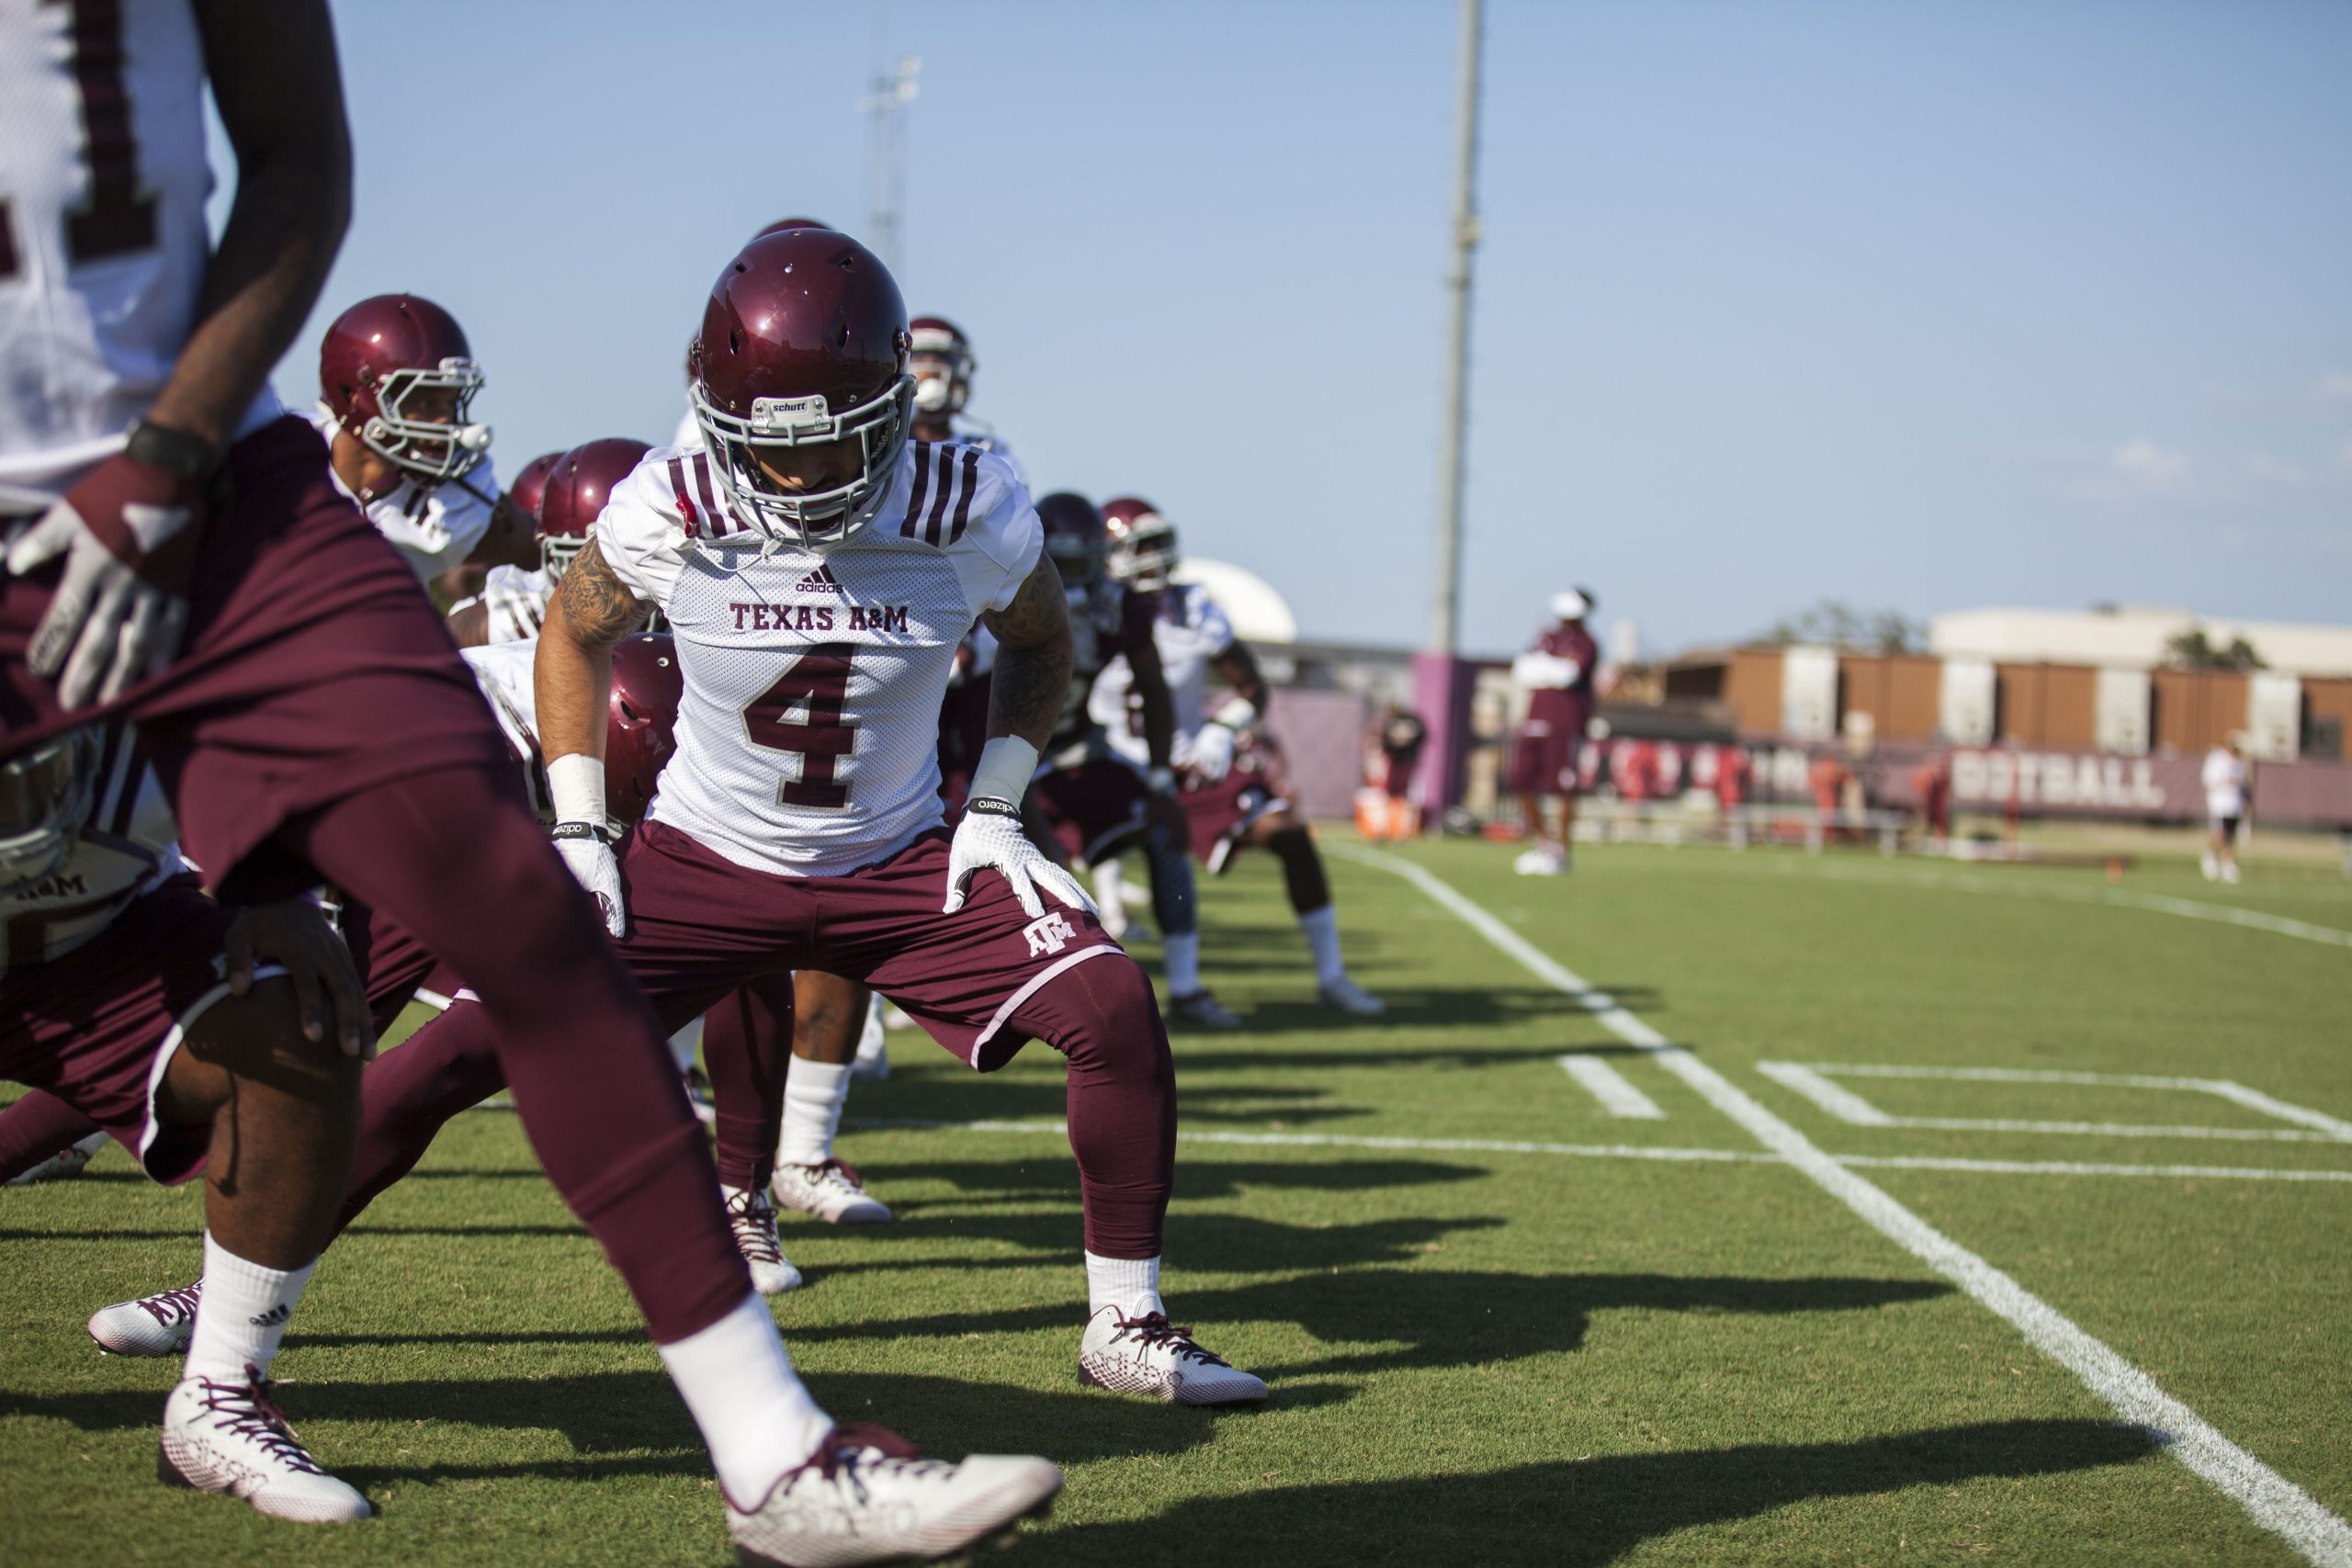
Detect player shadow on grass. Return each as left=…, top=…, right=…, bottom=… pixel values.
left=856, top=1069, right=1373, bottom=1129
left=1023, top=1417, right=2161, bottom=1567
left=0, top=1368, right=1291, bottom=1493
left=878, top=1156, right=1490, bottom=1203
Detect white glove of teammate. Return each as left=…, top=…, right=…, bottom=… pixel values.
left=944, top=798, right=1099, bottom=919
left=1187, top=722, right=1238, bottom=783
left=551, top=823, right=627, bottom=938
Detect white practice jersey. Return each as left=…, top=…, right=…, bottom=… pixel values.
left=457, top=563, right=554, bottom=644
left=1, top=721, right=183, bottom=974
left=459, top=639, right=554, bottom=819
left=596, top=440, right=1040, bottom=877
left=0, top=0, right=281, bottom=504
left=309, top=408, right=501, bottom=578
left=1093, top=582, right=1236, bottom=769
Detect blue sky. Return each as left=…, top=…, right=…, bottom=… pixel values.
left=232, top=0, right=2352, bottom=657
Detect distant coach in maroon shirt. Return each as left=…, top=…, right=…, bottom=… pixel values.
left=1509, top=589, right=1600, bottom=874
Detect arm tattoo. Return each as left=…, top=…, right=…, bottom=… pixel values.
left=983, top=558, right=1073, bottom=748
left=552, top=539, right=650, bottom=649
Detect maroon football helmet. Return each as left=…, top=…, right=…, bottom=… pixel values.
left=752, top=216, right=831, bottom=240
left=687, top=229, right=913, bottom=546
left=908, top=315, right=973, bottom=416
left=318, top=294, right=491, bottom=484
left=605, top=634, right=683, bottom=825
left=538, top=437, right=652, bottom=580
left=507, top=450, right=563, bottom=525
left=0, top=727, right=100, bottom=893
left=1035, top=492, right=1106, bottom=587
left=1102, top=497, right=1178, bottom=592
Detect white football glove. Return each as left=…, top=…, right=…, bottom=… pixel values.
left=551, top=822, right=627, bottom=938
left=944, top=799, right=1099, bottom=919
left=1187, top=722, right=1238, bottom=784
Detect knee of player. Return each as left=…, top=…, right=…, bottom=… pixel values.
left=1044, top=953, right=1171, bottom=1066
left=177, top=978, right=365, bottom=1106
left=1267, top=823, right=1317, bottom=863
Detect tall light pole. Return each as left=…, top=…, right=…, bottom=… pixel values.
left=1415, top=0, right=1486, bottom=818
left=1430, top=0, right=1484, bottom=658
left=862, top=51, right=920, bottom=274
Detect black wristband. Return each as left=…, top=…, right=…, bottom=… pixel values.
left=550, top=819, right=615, bottom=845
left=965, top=795, right=1021, bottom=820
left=124, top=419, right=226, bottom=481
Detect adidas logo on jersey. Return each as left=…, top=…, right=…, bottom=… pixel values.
left=793, top=565, right=843, bottom=595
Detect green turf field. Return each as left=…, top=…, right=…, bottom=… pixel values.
left=4, top=834, right=2347, bottom=1564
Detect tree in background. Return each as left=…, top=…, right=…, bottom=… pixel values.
left=2163, top=628, right=2266, bottom=671
left=1758, top=600, right=1925, bottom=654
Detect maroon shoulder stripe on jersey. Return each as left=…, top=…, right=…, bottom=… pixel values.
left=900, top=441, right=934, bottom=536
left=690, top=452, right=725, bottom=533
left=923, top=443, right=957, bottom=546
left=667, top=455, right=700, bottom=535
left=947, top=447, right=982, bottom=544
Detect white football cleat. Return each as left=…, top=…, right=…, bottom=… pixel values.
left=772, top=1159, right=893, bottom=1224
left=1317, top=975, right=1387, bottom=1016
left=1168, top=989, right=1242, bottom=1030
left=729, top=1423, right=1061, bottom=1568
left=7, top=1130, right=107, bottom=1185
left=1513, top=844, right=1567, bottom=876
left=159, top=1365, right=370, bottom=1522
left=1078, top=1305, right=1268, bottom=1406
left=89, top=1279, right=202, bottom=1357
left=723, top=1186, right=805, bottom=1293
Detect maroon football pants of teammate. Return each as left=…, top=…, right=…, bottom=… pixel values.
left=2, top=419, right=751, bottom=1344
left=354, top=820, right=1177, bottom=1262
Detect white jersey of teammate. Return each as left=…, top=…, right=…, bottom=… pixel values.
left=455, top=563, right=555, bottom=644
left=0, top=0, right=281, bottom=505
left=1092, top=582, right=1236, bottom=770
left=0, top=725, right=182, bottom=974
left=306, top=409, right=502, bottom=579
left=595, top=441, right=1040, bottom=877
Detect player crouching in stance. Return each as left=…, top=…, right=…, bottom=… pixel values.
left=0, top=731, right=372, bottom=1519
left=1091, top=500, right=1385, bottom=1017
left=533, top=226, right=1265, bottom=1407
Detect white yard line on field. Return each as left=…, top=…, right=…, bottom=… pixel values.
left=1838, top=1154, right=2352, bottom=1184
left=1327, top=843, right=2352, bottom=1567
left=1756, top=1062, right=1897, bottom=1125
left=1557, top=1054, right=1668, bottom=1118
left=1763, top=1061, right=2352, bottom=1143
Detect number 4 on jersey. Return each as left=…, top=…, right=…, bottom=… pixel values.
left=743, top=643, right=857, bottom=808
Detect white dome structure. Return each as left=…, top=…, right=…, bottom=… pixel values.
left=1171, top=557, right=1297, bottom=645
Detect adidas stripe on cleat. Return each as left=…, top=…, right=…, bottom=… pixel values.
left=159, top=1365, right=369, bottom=1522
left=89, top=1279, right=202, bottom=1357
left=1078, top=1305, right=1268, bottom=1406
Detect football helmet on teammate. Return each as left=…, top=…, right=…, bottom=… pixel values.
left=539, top=437, right=652, bottom=581
left=0, top=729, right=99, bottom=891
left=1103, top=496, right=1179, bottom=593
left=908, top=315, right=975, bottom=417
left=1035, top=491, right=1109, bottom=589
left=685, top=230, right=914, bottom=547
left=317, top=294, right=492, bottom=485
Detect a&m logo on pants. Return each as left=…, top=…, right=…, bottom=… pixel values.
left=1023, top=910, right=1076, bottom=957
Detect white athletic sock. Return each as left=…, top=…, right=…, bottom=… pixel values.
left=1091, top=859, right=1127, bottom=913
left=777, top=1058, right=852, bottom=1168
left=668, top=1015, right=705, bottom=1074
left=657, top=1292, right=831, bottom=1507
left=183, top=1234, right=316, bottom=1384
left=1085, top=1251, right=1165, bottom=1320
left=1164, top=931, right=1201, bottom=995
left=1297, top=904, right=1346, bottom=987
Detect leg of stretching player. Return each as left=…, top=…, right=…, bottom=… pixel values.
left=1137, top=818, right=1238, bottom=1029
left=1235, top=807, right=1385, bottom=1015
left=698, top=972, right=806, bottom=1291
left=0, top=1090, right=104, bottom=1184
left=769, top=970, right=894, bottom=1224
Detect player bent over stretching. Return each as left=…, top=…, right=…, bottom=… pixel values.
left=527, top=226, right=1264, bottom=1404
left=1, top=6, right=1053, bottom=1556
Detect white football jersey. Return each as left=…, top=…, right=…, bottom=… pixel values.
left=1093, top=582, right=1237, bottom=768
left=309, top=408, right=501, bottom=578
left=0, top=0, right=281, bottom=504
left=0, top=722, right=183, bottom=974
left=596, top=440, right=1040, bottom=877
left=460, top=563, right=553, bottom=644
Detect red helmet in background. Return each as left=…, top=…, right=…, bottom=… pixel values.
left=605, top=634, right=682, bottom=825
left=687, top=229, right=913, bottom=547
left=506, top=450, right=563, bottom=525
left=908, top=314, right=973, bottom=416
left=1034, top=491, right=1106, bottom=587
left=752, top=216, right=831, bottom=241
left=318, top=294, right=492, bottom=484
left=538, top=437, right=652, bottom=580
left=1102, top=496, right=1178, bottom=592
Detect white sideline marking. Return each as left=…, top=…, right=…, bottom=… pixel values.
left=1557, top=1055, right=1667, bottom=1119
left=1768, top=1061, right=2352, bottom=1143
left=1328, top=844, right=2352, bottom=1567
left=842, top=1116, right=2352, bottom=1184
left=1757, top=1062, right=1896, bottom=1125
left=1801, top=861, right=2352, bottom=953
